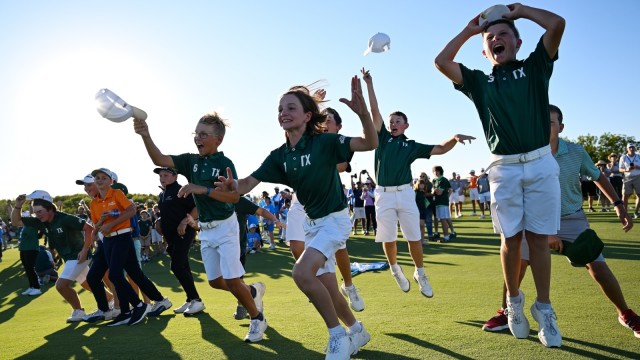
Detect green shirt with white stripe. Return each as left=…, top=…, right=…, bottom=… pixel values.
left=374, top=124, right=434, bottom=187
left=554, top=139, right=601, bottom=216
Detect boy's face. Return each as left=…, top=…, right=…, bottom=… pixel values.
left=324, top=113, right=342, bottom=134
left=549, top=111, right=564, bottom=143
left=193, top=123, right=223, bottom=156
left=482, top=23, right=522, bottom=66
left=141, top=212, right=149, bottom=220
left=388, top=114, right=408, bottom=136
left=158, top=170, right=178, bottom=187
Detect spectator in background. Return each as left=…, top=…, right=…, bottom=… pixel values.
left=272, top=187, right=283, bottom=221
left=18, top=221, right=44, bottom=295
left=362, top=178, right=377, bottom=236
left=477, top=168, right=491, bottom=219
left=449, top=172, right=461, bottom=218
left=468, top=170, right=480, bottom=216
left=608, top=153, right=623, bottom=199
left=581, top=174, right=598, bottom=212
left=350, top=178, right=365, bottom=235
left=35, top=245, right=58, bottom=285
left=619, top=143, right=640, bottom=218
left=261, top=196, right=277, bottom=250
left=139, top=210, right=153, bottom=262
left=595, top=160, right=612, bottom=211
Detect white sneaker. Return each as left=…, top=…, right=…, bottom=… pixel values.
left=530, top=303, right=562, bottom=347
left=471, top=212, right=477, bottom=216
left=348, top=322, right=370, bottom=355
left=174, top=301, right=191, bottom=314
left=325, top=332, right=351, bottom=360
left=251, top=282, right=266, bottom=313
left=21, top=288, right=34, bottom=296
left=103, top=308, right=116, bottom=321
left=479, top=214, right=485, bottom=219
left=148, top=297, right=172, bottom=317
left=391, top=266, right=410, bottom=292
left=268, top=243, right=276, bottom=250
left=28, top=288, right=42, bottom=296
left=413, top=272, right=434, bottom=298
left=244, top=317, right=268, bottom=343
left=67, top=308, right=86, bottom=323
left=111, top=308, right=121, bottom=318
left=185, top=300, right=206, bottom=315
left=82, top=309, right=106, bottom=323
left=506, top=290, right=530, bottom=339
left=340, top=283, right=365, bottom=312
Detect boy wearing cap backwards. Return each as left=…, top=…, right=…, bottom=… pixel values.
left=153, top=166, right=205, bottom=315
left=11, top=191, right=95, bottom=323
left=89, top=168, right=172, bottom=326
left=361, top=68, right=474, bottom=298
left=619, top=143, right=640, bottom=218
left=482, top=105, right=637, bottom=340
left=435, top=3, right=565, bottom=346
left=134, top=112, right=268, bottom=343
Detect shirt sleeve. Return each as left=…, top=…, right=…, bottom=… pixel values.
left=527, top=36, right=557, bottom=79
left=251, top=148, right=288, bottom=185
left=580, top=149, right=602, bottom=180
left=60, top=213, right=86, bottom=231
left=454, top=63, right=486, bottom=100
left=22, top=217, right=45, bottom=231
left=171, top=153, right=193, bottom=182
left=113, top=189, right=133, bottom=211
left=412, top=141, right=434, bottom=160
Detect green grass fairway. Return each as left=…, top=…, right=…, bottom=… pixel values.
left=1, top=209, right=638, bottom=359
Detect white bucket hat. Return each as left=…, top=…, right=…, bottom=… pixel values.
left=364, top=32, right=391, bottom=56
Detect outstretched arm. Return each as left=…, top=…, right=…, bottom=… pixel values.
left=178, top=167, right=240, bottom=203
left=434, top=15, right=483, bottom=85
left=360, top=68, right=383, bottom=133
left=340, top=75, right=378, bottom=152
left=430, top=134, right=476, bottom=155
left=504, top=3, right=565, bottom=59
left=133, top=117, right=175, bottom=168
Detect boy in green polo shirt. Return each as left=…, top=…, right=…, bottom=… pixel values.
left=435, top=3, right=565, bottom=347
left=361, top=68, right=474, bottom=298
left=134, top=112, right=268, bottom=343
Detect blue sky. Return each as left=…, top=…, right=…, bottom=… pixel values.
left=1, top=1, right=638, bottom=200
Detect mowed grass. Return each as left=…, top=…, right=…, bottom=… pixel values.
left=1, top=208, right=639, bottom=359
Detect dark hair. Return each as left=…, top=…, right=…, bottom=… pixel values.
left=324, top=107, right=342, bottom=126
left=282, top=87, right=326, bottom=136
left=199, top=112, right=228, bottom=136
left=549, top=104, right=563, bottom=124
left=33, top=199, right=56, bottom=212
left=432, top=166, right=444, bottom=176
left=389, top=111, right=408, bottom=123
left=483, top=19, right=520, bottom=39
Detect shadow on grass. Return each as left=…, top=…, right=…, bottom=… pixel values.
left=386, top=332, right=475, bottom=359
left=15, top=316, right=179, bottom=359
left=457, top=320, right=638, bottom=359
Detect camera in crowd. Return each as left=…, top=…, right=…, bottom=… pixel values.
left=351, top=174, right=358, bottom=178
left=361, top=170, right=368, bottom=174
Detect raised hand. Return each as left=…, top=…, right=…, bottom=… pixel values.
left=453, top=134, right=476, bottom=145
left=361, top=68, right=372, bottom=84
left=133, top=118, right=150, bottom=137
left=339, top=76, right=367, bottom=117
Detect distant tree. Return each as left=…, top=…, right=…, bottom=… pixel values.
left=573, top=133, right=637, bottom=163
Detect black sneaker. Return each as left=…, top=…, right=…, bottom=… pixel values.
left=233, top=305, right=249, bottom=320
left=433, top=232, right=441, bottom=240
left=128, top=303, right=151, bottom=325
left=450, top=232, right=457, bottom=239
left=107, top=312, right=131, bottom=327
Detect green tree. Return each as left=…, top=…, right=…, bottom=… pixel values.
left=574, top=133, right=637, bottom=163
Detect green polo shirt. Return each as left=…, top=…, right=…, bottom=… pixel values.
left=172, top=152, right=237, bottom=222
left=18, top=225, right=40, bottom=251
left=554, top=139, right=601, bottom=216
left=22, top=212, right=86, bottom=261
left=455, top=37, right=557, bottom=155
left=432, top=176, right=451, bottom=207
left=252, top=133, right=351, bottom=220
left=374, top=124, right=434, bottom=186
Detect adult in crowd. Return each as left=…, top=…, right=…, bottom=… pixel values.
left=619, top=143, right=640, bottom=218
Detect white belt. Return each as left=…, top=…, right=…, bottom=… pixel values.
left=199, top=219, right=223, bottom=230
left=108, top=228, right=131, bottom=237
left=488, top=145, right=551, bottom=169
left=378, top=183, right=411, bottom=192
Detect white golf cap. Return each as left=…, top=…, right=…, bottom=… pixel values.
left=95, top=88, right=133, bottom=123
left=364, top=32, right=391, bottom=56
left=249, top=223, right=257, bottom=229
left=76, top=174, right=95, bottom=185
left=478, top=4, right=511, bottom=28
left=26, top=190, right=53, bottom=203
left=110, top=171, right=119, bottom=182
left=91, top=168, right=113, bottom=179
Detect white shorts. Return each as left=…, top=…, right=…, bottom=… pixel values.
left=457, top=194, right=465, bottom=203
left=351, top=207, right=366, bottom=220
left=489, top=151, right=560, bottom=238
left=286, top=198, right=306, bottom=242
left=198, top=213, right=244, bottom=280
left=479, top=192, right=491, bottom=203
left=59, top=259, right=89, bottom=283
left=374, top=184, right=421, bottom=242
left=304, top=208, right=350, bottom=276
left=449, top=193, right=459, bottom=204
left=469, top=188, right=479, bottom=201
left=151, top=229, right=162, bottom=244
left=435, top=206, right=451, bottom=220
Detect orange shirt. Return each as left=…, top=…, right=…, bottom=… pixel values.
left=89, top=188, right=133, bottom=232
left=469, top=176, right=478, bottom=189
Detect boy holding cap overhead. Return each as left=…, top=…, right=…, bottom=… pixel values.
left=482, top=105, right=637, bottom=340
left=11, top=190, right=95, bottom=323
left=134, top=112, right=268, bottom=343
left=435, top=3, right=565, bottom=347
left=361, top=68, right=474, bottom=298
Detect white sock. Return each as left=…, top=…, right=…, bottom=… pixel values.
left=390, top=263, right=401, bottom=273
left=328, top=325, right=346, bottom=336
left=348, top=321, right=362, bottom=334
left=415, top=267, right=425, bottom=277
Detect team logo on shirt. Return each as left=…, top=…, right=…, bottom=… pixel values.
left=55, top=227, right=63, bottom=234
left=339, top=135, right=345, bottom=144
left=488, top=67, right=526, bottom=83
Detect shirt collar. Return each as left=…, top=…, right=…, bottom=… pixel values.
left=286, top=133, right=309, bottom=152
left=492, top=59, right=524, bottom=73
left=556, top=138, right=569, bottom=157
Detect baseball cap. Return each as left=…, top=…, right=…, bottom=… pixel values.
left=95, top=88, right=134, bottom=123
left=26, top=190, right=53, bottom=203
left=480, top=168, right=486, bottom=173
left=562, top=229, right=604, bottom=267
left=111, top=171, right=119, bottom=182
left=478, top=4, right=511, bottom=28
left=364, top=32, right=391, bottom=56
left=249, top=223, right=257, bottom=229
left=75, top=174, right=95, bottom=185
left=91, top=168, right=113, bottom=179
left=153, top=167, right=177, bottom=175
left=627, top=143, right=636, bottom=149
left=470, top=170, right=476, bottom=174
left=111, top=182, right=129, bottom=196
